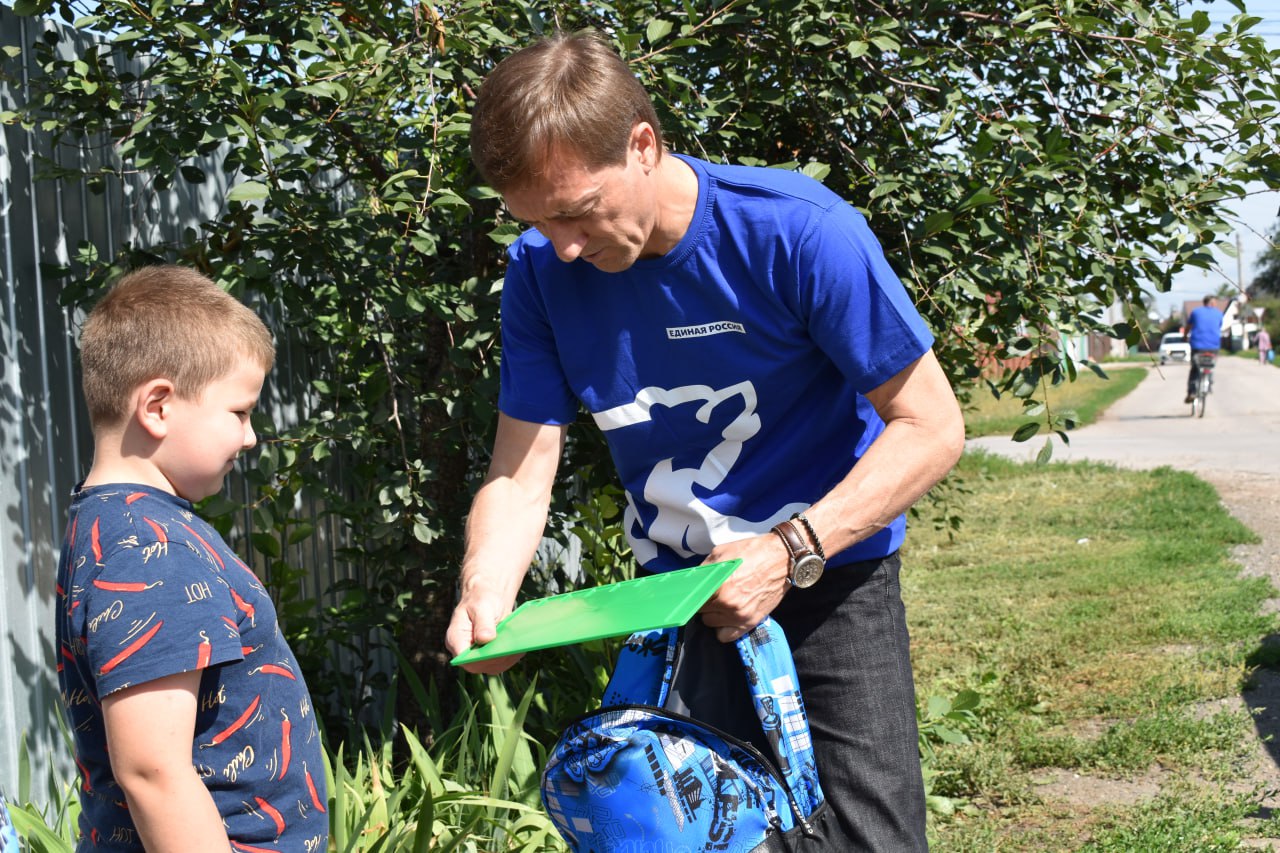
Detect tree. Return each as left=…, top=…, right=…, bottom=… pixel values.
left=6, top=0, right=1280, bottom=730
left=1254, top=219, right=1280, bottom=296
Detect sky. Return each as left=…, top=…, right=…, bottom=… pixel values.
left=1154, top=0, right=1280, bottom=316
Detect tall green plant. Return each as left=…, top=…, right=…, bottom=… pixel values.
left=6, top=0, right=1279, bottom=729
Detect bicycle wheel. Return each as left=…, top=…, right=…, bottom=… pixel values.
left=1195, top=377, right=1209, bottom=418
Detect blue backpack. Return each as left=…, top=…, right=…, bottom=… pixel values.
left=0, top=795, right=18, bottom=853
left=542, top=617, right=830, bottom=851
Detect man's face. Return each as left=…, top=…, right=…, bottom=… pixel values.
left=502, top=127, right=661, bottom=273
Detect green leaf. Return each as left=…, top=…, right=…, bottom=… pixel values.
left=227, top=181, right=269, bottom=201
left=646, top=20, right=673, bottom=45
left=487, top=223, right=525, bottom=246
left=286, top=522, right=315, bottom=546
left=1012, top=422, right=1041, bottom=442
left=12, top=0, right=50, bottom=15
left=251, top=532, right=282, bottom=558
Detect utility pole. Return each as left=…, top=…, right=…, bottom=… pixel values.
left=1237, top=232, right=1244, bottom=294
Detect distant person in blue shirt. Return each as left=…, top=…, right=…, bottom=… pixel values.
left=1182, top=295, right=1224, bottom=403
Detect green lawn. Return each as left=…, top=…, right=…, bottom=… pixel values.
left=964, top=366, right=1148, bottom=438
left=910, top=453, right=1277, bottom=850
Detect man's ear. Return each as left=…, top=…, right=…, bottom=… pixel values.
left=631, top=122, right=660, bottom=170
left=134, top=378, right=176, bottom=440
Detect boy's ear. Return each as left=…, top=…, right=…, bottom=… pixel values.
left=134, top=378, right=177, bottom=440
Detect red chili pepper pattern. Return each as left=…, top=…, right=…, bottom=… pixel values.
left=90, top=516, right=103, bottom=564
left=180, top=521, right=225, bottom=570
left=207, top=694, right=261, bottom=747
left=278, top=710, right=292, bottom=779
left=229, top=587, right=257, bottom=624
left=98, top=620, right=163, bottom=675
left=250, top=663, right=296, bottom=680
left=197, top=632, right=212, bottom=669
left=91, top=578, right=159, bottom=593
left=142, top=516, right=168, bottom=543
left=254, top=796, right=286, bottom=837
left=305, top=764, right=326, bottom=813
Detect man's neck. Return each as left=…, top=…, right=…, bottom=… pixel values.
left=644, top=153, right=699, bottom=258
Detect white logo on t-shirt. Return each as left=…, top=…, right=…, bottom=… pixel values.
left=665, top=321, right=746, bottom=340
left=592, top=381, right=805, bottom=563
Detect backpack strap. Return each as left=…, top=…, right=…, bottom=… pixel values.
left=601, top=626, right=678, bottom=707
left=736, top=617, right=825, bottom=817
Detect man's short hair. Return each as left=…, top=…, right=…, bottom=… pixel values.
left=1203, top=295, right=1216, bottom=305
left=79, top=265, right=275, bottom=429
left=470, top=29, right=664, bottom=192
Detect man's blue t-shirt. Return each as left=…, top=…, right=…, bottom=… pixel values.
left=56, top=484, right=328, bottom=851
left=498, top=154, right=934, bottom=571
left=1187, top=305, right=1224, bottom=351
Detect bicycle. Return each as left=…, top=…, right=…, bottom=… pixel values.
left=1189, top=351, right=1215, bottom=418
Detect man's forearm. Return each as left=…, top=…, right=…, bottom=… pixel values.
left=459, top=471, right=554, bottom=602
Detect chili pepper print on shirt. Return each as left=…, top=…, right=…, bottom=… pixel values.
left=55, top=484, right=328, bottom=851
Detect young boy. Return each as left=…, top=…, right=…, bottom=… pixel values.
left=56, top=266, right=328, bottom=851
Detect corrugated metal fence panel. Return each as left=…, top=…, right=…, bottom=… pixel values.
left=0, top=5, right=359, bottom=805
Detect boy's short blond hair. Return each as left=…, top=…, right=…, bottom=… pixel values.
left=79, top=265, right=276, bottom=430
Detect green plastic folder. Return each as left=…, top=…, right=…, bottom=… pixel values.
left=450, top=558, right=742, bottom=665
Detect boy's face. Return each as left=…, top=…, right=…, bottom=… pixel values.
left=159, top=357, right=266, bottom=502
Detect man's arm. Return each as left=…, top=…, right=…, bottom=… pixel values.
left=102, top=670, right=231, bottom=851
left=699, top=349, right=964, bottom=641
left=445, top=413, right=567, bottom=674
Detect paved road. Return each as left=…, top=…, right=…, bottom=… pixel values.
left=966, top=356, right=1280, bottom=476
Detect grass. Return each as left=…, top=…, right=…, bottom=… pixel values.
left=964, top=366, right=1149, bottom=438
left=908, top=452, right=1275, bottom=850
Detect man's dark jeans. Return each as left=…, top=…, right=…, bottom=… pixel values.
left=771, top=551, right=928, bottom=852
left=1188, top=348, right=1218, bottom=396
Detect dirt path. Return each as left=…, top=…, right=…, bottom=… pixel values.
left=966, top=358, right=1280, bottom=846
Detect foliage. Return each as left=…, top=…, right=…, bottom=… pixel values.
left=8, top=680, right=566, bottom=851
left=962, top=364, right=1147, bottom=438
left=323, top=678, right=564, bottom=852
left=5, top=0, right=1279, bottom=732
left=5, top=734, right=78, bottom=852
left=1253, top=220, right=1280, bottom=297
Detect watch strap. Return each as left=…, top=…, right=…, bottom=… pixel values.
left=772, top=518, right=809, bottom=560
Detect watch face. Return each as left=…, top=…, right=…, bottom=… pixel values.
left=792, top=554, right=824, bottom=589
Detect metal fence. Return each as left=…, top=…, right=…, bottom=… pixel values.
left=0, top=4, right=359, bottom=804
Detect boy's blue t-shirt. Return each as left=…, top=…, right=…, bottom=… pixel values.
left=498, top=154, right=934, bottom=571
left=56, top=484, right=328, bottom=851
left=1187, top=305, right=1225, bottom=350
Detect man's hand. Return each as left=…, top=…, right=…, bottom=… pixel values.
left=698, top=531, right=792, bottom=643
left=444, top=587, right=526, bottom=674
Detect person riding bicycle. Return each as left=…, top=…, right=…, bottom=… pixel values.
left=1183, top=295, right=1224, bottom=403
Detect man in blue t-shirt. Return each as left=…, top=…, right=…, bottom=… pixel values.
left=1183, top=295, right=1225, bottom=403
left=445, top=30, right=965, bottom=851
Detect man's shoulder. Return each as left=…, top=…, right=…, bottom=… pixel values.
left=678, top=153, right=845, bottom=209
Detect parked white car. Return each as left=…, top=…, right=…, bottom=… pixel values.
left=1158, top=333, right=1191, bottom=364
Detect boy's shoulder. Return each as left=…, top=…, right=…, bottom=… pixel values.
left=67, top=483, right=226, bottom=564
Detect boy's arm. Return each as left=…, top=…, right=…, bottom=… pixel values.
left=102, top=670, right=232, bottom=851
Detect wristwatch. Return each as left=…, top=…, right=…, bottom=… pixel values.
left=771, top=519, right=825, bottom=589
